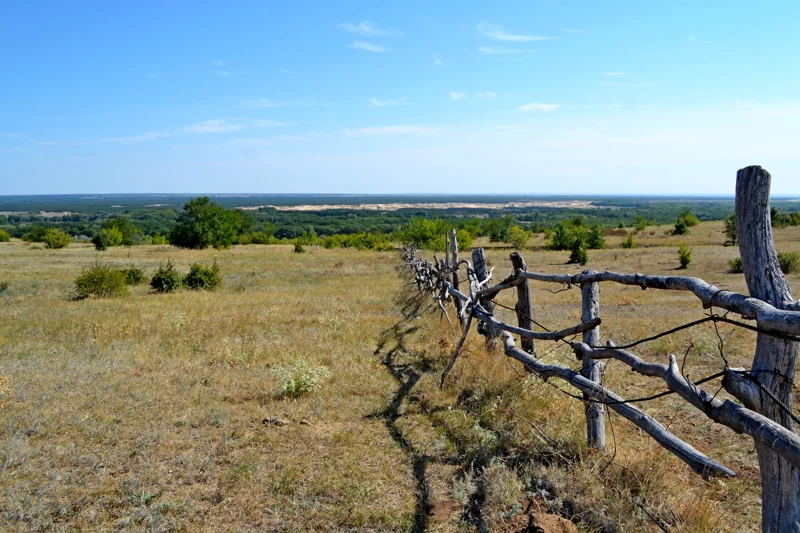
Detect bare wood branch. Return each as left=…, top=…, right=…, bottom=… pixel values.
left=581, top=271, right=606, bottom=451
left=510, top=252, right=535, bottom=354
left=501, top=332, right=735, bottom=478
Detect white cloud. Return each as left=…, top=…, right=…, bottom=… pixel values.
left=477, top=21, right=553, bottom=42
left=478, top=46, right=526, bottom=55
left=212, top=59, right=225, bottom=66
left=212, top=70, right=232, bottom=77
left=517, top=102, right=560, bottom=112
left=477, top=91, right=498, bottom=100
left=369, top=97, right=407, bottom=107
left=348, top=41, right=387, bottom=53
left=241, top=98, right=333, bottom=108
left=337, top=21, right=402, bottom=37
left=183, top=119, right=284, bottom=134
left=450, top=91, right=466, bottom=101
left=433, top=55, right=443, bottom=67
left=602, top=72, right=625, bottom=76
left=104, top=131, right=170, bottom=144
left=343, top=125, right=437, bottom=136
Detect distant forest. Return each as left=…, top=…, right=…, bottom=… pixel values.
left=1, top=193, right=799, bottom=245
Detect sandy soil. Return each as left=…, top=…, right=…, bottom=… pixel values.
left=239, top=200, right=598, bottom=212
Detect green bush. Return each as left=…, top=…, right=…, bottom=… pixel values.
left=678, top=244, right=692, bottom=269
left=674, top=209, right=700, bottom=236
left=778, top=252, right=799, bottom=274
left=183, top=261, right=222, bottom=291
left=22, top=225, right=51, bottom=242
left=0, top=229, right=10, bottom=242
left=293, top=240, right=305, bottom=253
left=150, top=260, right=182, bottom=293
left=723, top=214, right=737, bottom=245
left=43, top=228, right=72, bottom=249
left=92, top=231, right=110, bottom=251
left=633, top=215, right=649, bottom=231
left=507, top=226, right=531, bottom=250
left=0, top=281, right=8, bottom=293
left=728, top=257, right=743, bottom=273
left=270, top=358, right=332, bottom=398
left=73, top=261, right=128, bottom=299
left=101, top=217, right=142, bottom=246
left=568, top=241, right=588, bottom=265
left=320, top=232, right=395, bottom=251
left=123, top=263, right=147, bottom=285
left=622, top=233, right=636, bottom=249
left=548, top=217, right=605, bottom=253
left=151, top=233, right=168, bottom=245
left=673, top=219, right=690, bottom=235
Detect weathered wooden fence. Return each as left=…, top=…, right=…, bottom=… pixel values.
left=403, top=166, right=800, bottom=533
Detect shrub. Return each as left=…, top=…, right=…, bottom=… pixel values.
left=183, top=261, right=222, bottom=291
left=293, top=240, right=305, bottom=253
left=270, top=358, right=332, bottom=398
left=723, top=214, right=737, bottom=245
left=102, top=217, right=142, bottom=246
left=92, top=231, right=110, bottom=251
left=507, top=226, right=531, bottom=250
left=633, top=215, right=649, bottom=231
left=250, top=231, right=279, bottom=245
left=568, top=241, right=588, bottom=265
left=622, top=233, right=636, bottom=249
left=673, top=219, right=690, bottom=236
left=150, top=260, right=182, bottom=293
left=728, top=257, right=743, bottom=273
left=0, top=229, right=10, bottom=242
left=22, top=225, right=51, bottom=242
left=73, top=261, right=128, bottom=299
left=123, top=263, right=147, bottom=285
left=678, top=244, right=692, bottom=269
left=548, top=217, right=605, bottom=253
left=43, top=228, right=72, bottom=249
left=778, top=252, right=799, bottom=274
left=0, top=281, right=8, bottom=293
left=674, top=209, right=700, bottom=236
left=151, top=233, right=168, bottom=245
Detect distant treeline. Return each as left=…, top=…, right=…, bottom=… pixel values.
left=2, top=196, right=799, bottom=251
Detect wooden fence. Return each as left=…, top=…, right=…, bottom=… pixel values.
left=403, top=166, right=800, bottom=533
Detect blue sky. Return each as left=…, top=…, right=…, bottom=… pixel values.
left=2, top=1, right=799, bottom=195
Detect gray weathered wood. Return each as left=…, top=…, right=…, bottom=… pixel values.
left=733, top=165, right=799, bottom=532
left=510, top=252, right=535, bottom=353
left=472, top=248, right=499, bottom=344
left=581, top=271, right=606, bottom=451
left=502, top=332, right=735, bottom=478
left=450, top=229, right=466, bottom=328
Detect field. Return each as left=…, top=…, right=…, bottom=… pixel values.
left=1, top=221, right=799, bottom=532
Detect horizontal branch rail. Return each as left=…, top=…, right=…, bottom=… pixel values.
left=501, top=332, right=736, bottom=478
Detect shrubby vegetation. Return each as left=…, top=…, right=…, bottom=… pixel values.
left=673, top=209, right=701, bottom=235
left=778, top=251, right=799, bottom=274
left=43, top=228, right=72, bottom=249
left=772, top=208, right=800, bottom=228
left=678, top=244, right=692, bottom=269
left=123, top=264, right=147, bottom=285
left=270, top=358, right=332, bottom=398
left=0, top=228, right=10, bottom=242
left=170, top=197, right=253, bottom=249
left=73, top=261, right=128, bottom=299
left=183, top=261, right=222, bottom=291
left=622, top=233, right=636, bottom=249
left=150, top=260, right=182, bottom=293
left=547, top=216, right=604, bottom=265
left=723, top=214, right=737, bottom=245
left=321, top=232, right=395, bottom=251
left=728, top=257, right=743, bottom=273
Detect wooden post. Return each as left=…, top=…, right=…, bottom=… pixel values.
left=510, top=251, right=534, bottom=354
left=472, top=247, right=499, bottom=344
left=730, top=166, right=799, bottom=531
left=450, top=229, right=466, bottom=327
left=581, top=270, right=606, bottom=452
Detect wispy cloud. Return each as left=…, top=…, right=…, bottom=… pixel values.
left=104, top=131, right=170, bottom=144
left=517, top=102, right=560, bottom=112
left=369, top=97, right=408, bottom=107
left=343, top=125, right=437, bottom=136
left=477, top=91, right=498, bottom=100
left=433, top=55, right=443, bottom=67
left=602, top=71, right=625, bottom=76
left=600, top=80, right=655, bottom=88
left=212, top=59, right=225, bottom=66
left=348, top=40, right=387, bottom=53
left=478, top=46, right=527, bottom=55
left=147, top=73, right=162, bottom=79
left=337, top=21, right=402, bottom=37
left=477, top=21, right=553, bottom=42
left=450, top=91, right=466, bottom=101
left=212, top=70, right=232, bottom=77
left=183, top=119, right=284, bottom=134
left=241, top=98, right=333, bottom=108
left=2, top=133, right=27, bottom=140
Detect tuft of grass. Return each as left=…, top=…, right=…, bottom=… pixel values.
left=622, top=233, right=636, bottom=249
left=778, top=251, right=799, bottom=274
left=728, top=257, right=743, bottom=273
left=678, top=243, right=692, bottom=269
left=270, top=358, right=332, bottom=398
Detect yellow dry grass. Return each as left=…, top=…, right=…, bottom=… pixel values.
left=0, top=221, right=798, bottom=532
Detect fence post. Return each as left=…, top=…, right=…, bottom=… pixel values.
left=510, top=251, right=534, bottom=354
left=581, top=270, right=606, bottom=452
left=472, top=247, right=499, bottom=345
left=450, top=229, right=466, bottom=327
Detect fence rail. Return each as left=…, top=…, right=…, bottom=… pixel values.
left=403, top=165, right=800, bottom=532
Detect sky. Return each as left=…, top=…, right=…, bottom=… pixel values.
left=2, top=1, right=800, bottom=195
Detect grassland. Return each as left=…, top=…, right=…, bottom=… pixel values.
left=0, top=221, right=798, bottom=532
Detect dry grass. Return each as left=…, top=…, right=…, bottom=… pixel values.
left=0, top=221, right=798, bottom=532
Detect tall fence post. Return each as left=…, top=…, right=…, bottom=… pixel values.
left=510, top=251, right=534, bottom=354
left=450, top=229, right=466, bottom=327
left=581, top=270, right=606, bottom=452
left=472, top=247, right=499, bottom=345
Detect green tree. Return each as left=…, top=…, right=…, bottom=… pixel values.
left=0, top=228, right=10, bottom=242
left=723, top=214, right=737, bottom=245
left=42, top=228, right=72, bottom=249
left=102, top=217, right=142, bottom=245
left=169, top=197, right=252, bottom=249
left=678, top=244, right=692, bottom=269
left=507, top=225, right=531, bottom=249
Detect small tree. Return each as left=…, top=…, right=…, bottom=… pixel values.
left=723, top=214, right=737, bottom=245
left=183, top=261, right=222, bottom=291
left=0, top=229, right=10, bottom=242
left=43, top=228, right=72, bottom=249
left=678, top=243, right=692, bottom=269
left=92, top=231, right=110, bottom=251
left=123, top=264, right=147, bottom=285
left=150, top=260, right=182, bottom=293
left=73, top=261, right=128, bottom=299
left=568, top=241, right=588, bottom=265
left=507, top=226, right=530, bottom=250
